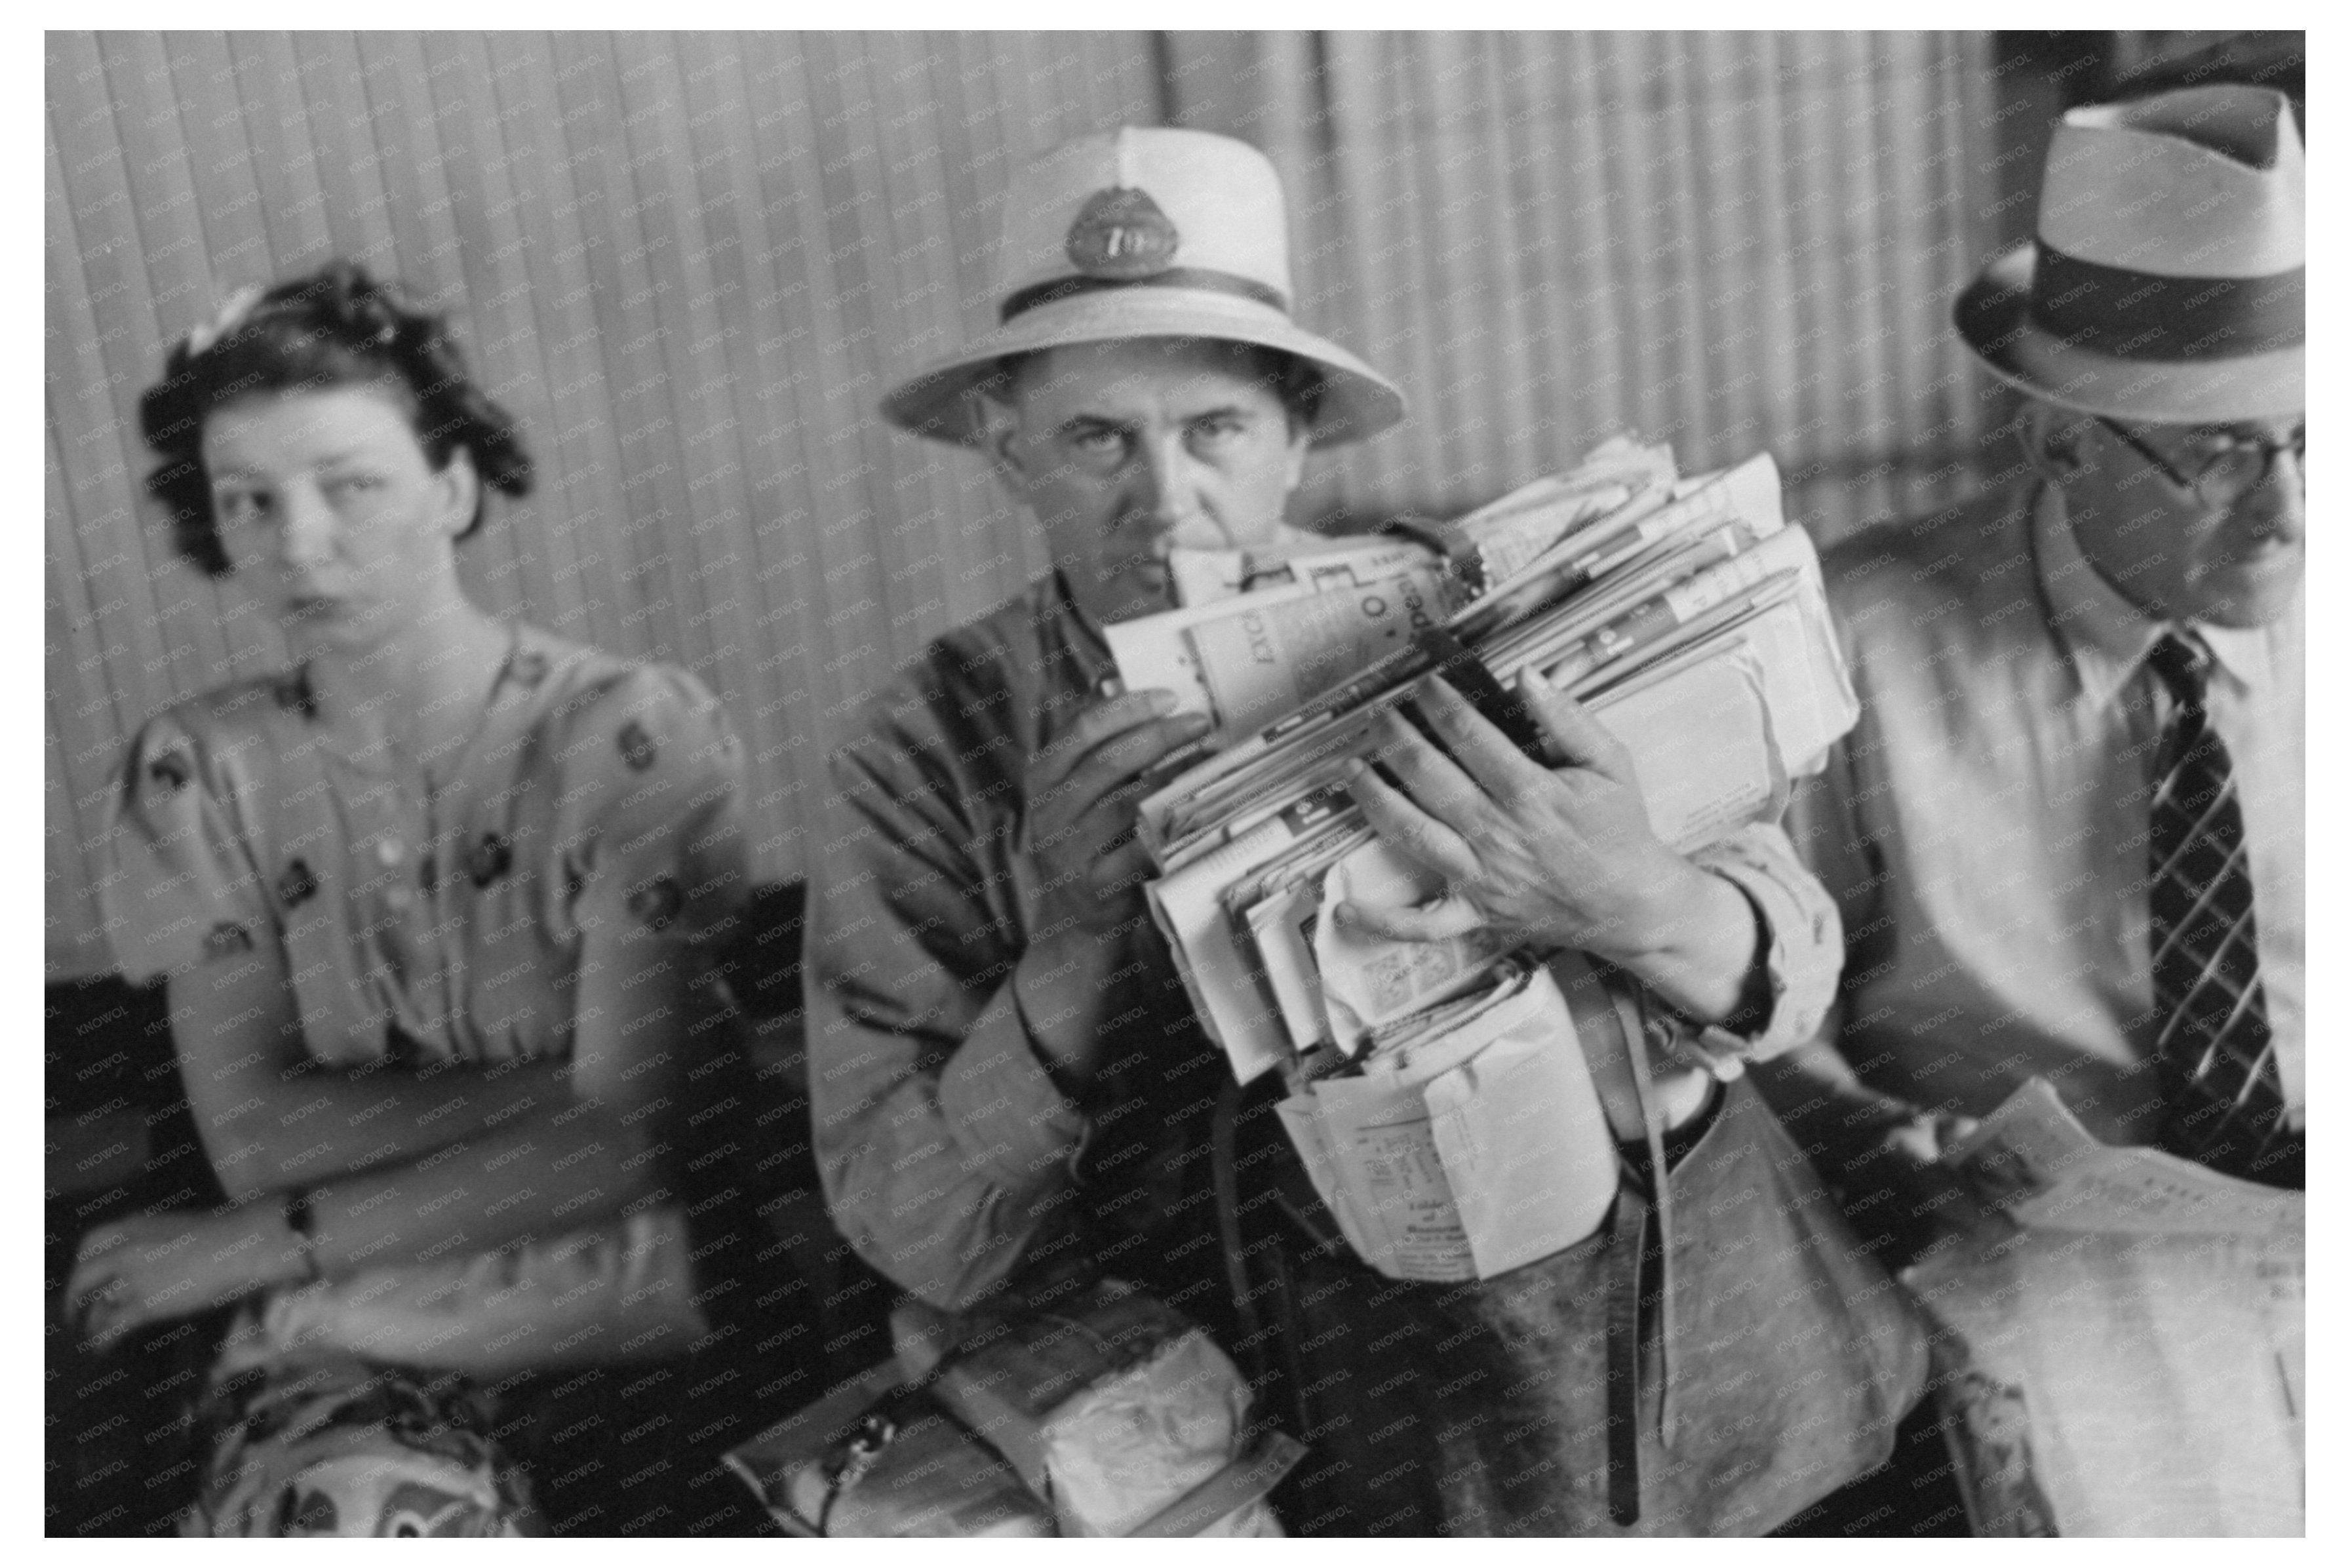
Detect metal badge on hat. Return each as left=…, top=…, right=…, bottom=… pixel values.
left=878, top=126, right=1409, bottom=448
left=1065, top=187, right=1179, bottom=279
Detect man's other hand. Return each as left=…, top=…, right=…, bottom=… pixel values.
left=1842, top=1113, right=2015, bottom=1266
left=1015, top=689, right=1210, bottom=1091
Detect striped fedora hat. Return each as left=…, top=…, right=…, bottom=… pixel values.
left=1956, top=84, right=2303, bottom=423
left=880, top=127, right=1405, bottom=449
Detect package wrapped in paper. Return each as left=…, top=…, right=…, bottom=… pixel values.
left=898, top=1283, right=1301, bottom=1536
left=1042, top=1330, right=1284, bottom=1536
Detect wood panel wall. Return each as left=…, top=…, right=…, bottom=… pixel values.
left=1162, top=31, right=1998, bottom=530
left=45, top=30, right=1997, bottom=978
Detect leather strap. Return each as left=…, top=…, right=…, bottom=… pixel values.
left=1621, top=991, right=1681, bottom=1447
left=1211, top=1076, right=1262, bottom=1356
left=1604, top=1179, right=1647, bottom=1528
left=1601, top=981, right=1692, bottom=1526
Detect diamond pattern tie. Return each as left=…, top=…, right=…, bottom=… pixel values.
left=2144, top=632, right=2298, bottom=1186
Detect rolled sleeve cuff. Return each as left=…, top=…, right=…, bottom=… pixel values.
left=1689, top=844, right=1841, bottom=1064
left=938, top=980, right=1087, bottom=1189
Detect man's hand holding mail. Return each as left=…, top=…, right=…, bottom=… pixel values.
left=1337, top=667, right=1766, bottom=1030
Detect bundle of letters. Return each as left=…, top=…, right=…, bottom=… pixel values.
left=1112, top=437, right=1860, bottom=1283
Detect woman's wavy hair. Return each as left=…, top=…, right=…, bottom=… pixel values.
left=138, top=261, right=533, bottom=577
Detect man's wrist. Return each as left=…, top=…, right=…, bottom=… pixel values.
left=1712, top=879, right=1775, bottom=1033
left=1013, top=931, right=1109, bottom=1098
left=1607, top=862, right=1763, bottom=1025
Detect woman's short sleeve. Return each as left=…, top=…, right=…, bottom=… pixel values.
left=549, top=665, right=749, bottom=945
left=100, top=713, right=271, bottom=985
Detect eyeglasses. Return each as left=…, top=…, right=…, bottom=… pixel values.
left=2092, top=418, right=2305, bottom=503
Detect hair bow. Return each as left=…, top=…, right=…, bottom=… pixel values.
left=185, top=284, right=265, bottom=357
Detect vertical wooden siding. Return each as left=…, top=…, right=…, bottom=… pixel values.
left=45, top=31, right=1997, bottom=978
left=1162, top=31, right=1997, bottom=536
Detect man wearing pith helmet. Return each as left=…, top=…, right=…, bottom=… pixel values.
left=1759, top=85, right=2305, bottom=1531
left=808, top=126, right=1846, bottom=1534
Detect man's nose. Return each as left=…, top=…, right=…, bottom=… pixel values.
left=2237, top=446, right=2305, bottom=544
left=1132, top=431, right=1205, bottom=538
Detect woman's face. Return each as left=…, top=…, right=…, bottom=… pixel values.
left=201, top=385, right=478, bottom=656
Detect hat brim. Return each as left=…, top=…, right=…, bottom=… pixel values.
left=878, top=288, right=1407, bottom=450
left=1955, top=245, right=2302, bottom=424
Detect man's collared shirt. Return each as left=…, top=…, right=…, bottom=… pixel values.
left=808, top=570, right=1848, bottom=1310
left=1784, top=484, right=2305, bottom=1145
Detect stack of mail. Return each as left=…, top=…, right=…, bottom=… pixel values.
left=1117, top=438, right=1860, bottom=1280
left=1108, top=534, right=1453, bottom=747
left=1271, top=953, right=1626, bottom=1282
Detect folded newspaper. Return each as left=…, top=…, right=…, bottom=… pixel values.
left=1912, top=1080, right=2303, bottom=1535
left=1114, top=438, right=1860, bottom=1281
left=1943, top=1077, right=2302, bottom=1240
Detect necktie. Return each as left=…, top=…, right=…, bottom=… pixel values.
left=2143, top=632, right=2298, bottom=1186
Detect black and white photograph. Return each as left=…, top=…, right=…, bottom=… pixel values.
left=39, top=22, right=2310, bottom=1539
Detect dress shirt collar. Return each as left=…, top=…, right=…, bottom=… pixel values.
left=2032, top=484, right=2277, bottom=709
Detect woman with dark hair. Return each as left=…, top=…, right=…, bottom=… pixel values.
left=66, top=262, right=770, bottom=1535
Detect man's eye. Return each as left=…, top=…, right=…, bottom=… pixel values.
left=214, top=491, right=269, bottom=524
left=1070, top=428, right=1126, bottom=457
left=1191, top=416, right=1245, bottom=444
left=324, top=474, right=382, bottom=498
left=2196, top=425, right=2294, bottom=460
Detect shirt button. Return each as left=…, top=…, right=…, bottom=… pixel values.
left=376, top=838, right=404, bottom=868
left=386, top=886, right=414, bottom=911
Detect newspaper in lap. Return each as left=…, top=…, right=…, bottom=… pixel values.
left=1909, top=1079, right=2303, bottom=1535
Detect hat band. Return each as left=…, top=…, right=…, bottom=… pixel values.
left=2031, top=245, right=2303, bottom=362
left=999, top=267, right=1287, bottom=324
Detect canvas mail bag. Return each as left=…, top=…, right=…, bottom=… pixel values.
left=1231, top=958, right=1932, bottom=1535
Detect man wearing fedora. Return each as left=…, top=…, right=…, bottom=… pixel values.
left=1758, top=81, right=2304, bottom=1527
left=1767, top=79, right=2304, bottom=1221
left=805, top=126, right=1856, bottom=1534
